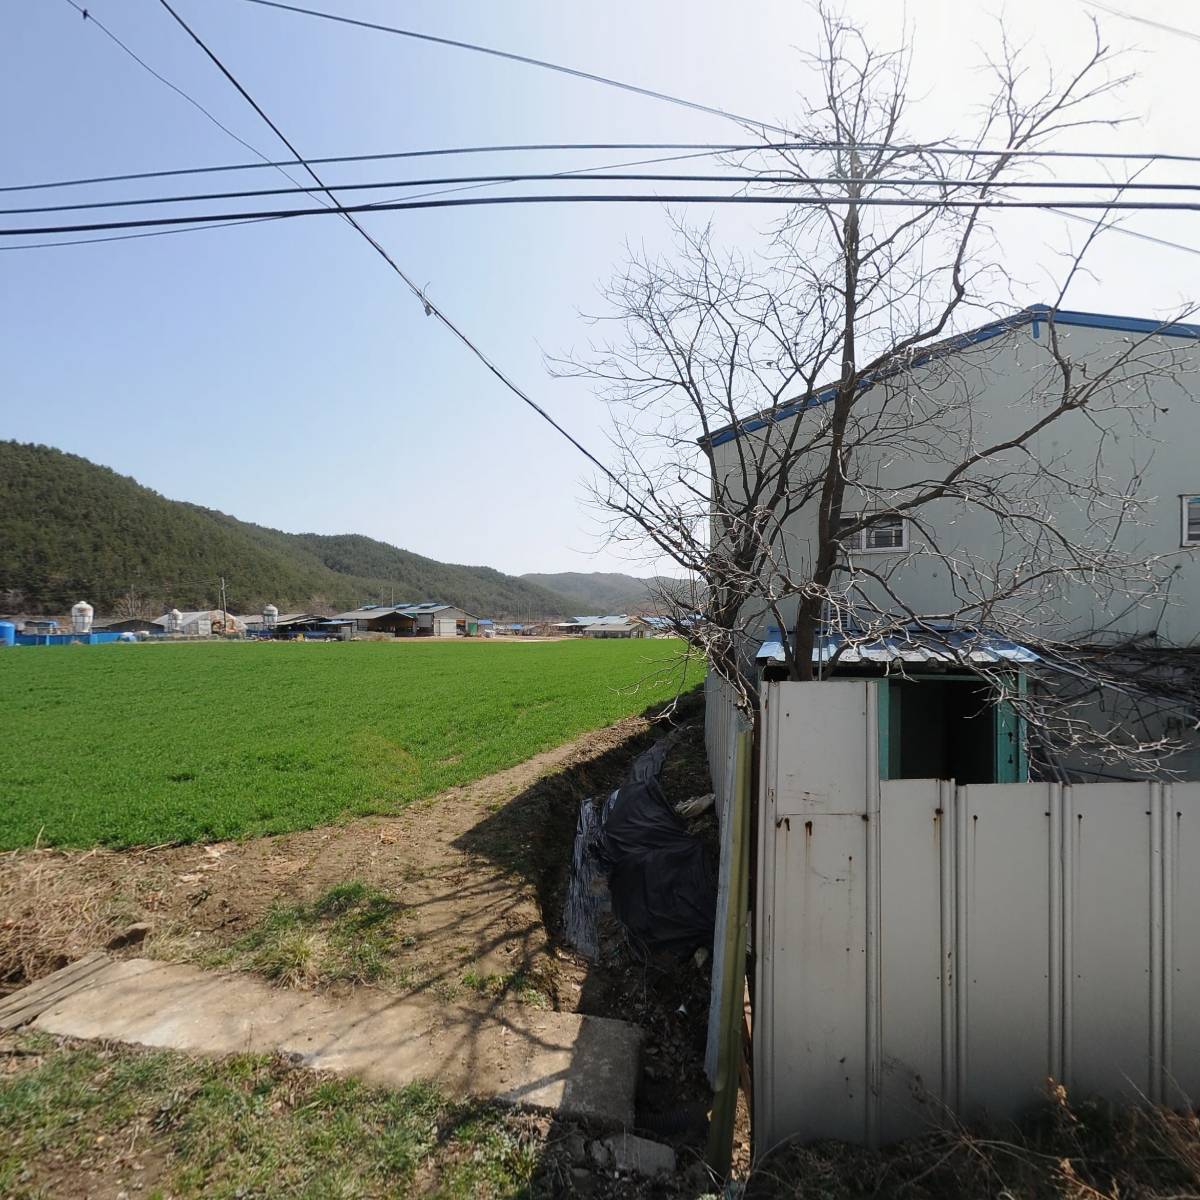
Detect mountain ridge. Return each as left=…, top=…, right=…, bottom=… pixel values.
left=0, top=442, right=578, bottom=619
left=520, top=570, right=691, bottom=615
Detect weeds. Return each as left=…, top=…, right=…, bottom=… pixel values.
left=745, top=1081, right=1200, bottom=1199
left=0, top=1035, right=541, bottom=1199
left=461, top=968, right=553, bottom=1009
left=215, top=881, right=407, bottom=988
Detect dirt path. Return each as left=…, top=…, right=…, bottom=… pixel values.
left=0, top=712, right=675, bottom=1007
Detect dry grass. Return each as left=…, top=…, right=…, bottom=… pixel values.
left=0, top=845, right=128, bottom=989
left=746, top=1083, right=1200, bottom=1200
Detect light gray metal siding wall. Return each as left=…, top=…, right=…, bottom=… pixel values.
left=714, top=324, right=1200, bottom=647
left=755, top=680, right=1200, bottom=1148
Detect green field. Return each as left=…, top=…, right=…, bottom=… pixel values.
left=0, top=639, right=701, bottom=850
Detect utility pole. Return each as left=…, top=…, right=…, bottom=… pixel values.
left=219, top=576, right=228, bottom=634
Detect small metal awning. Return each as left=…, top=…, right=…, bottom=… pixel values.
left=756, top=626, right=1039, bottom=667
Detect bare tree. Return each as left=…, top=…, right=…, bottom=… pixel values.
left=560, top=7, right=1200, bottom=772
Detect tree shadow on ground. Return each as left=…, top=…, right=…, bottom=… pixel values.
left=451, top=685, right=721, bottom=1194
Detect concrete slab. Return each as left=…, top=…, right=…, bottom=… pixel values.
left=29, top=958, right=641, bottom=1126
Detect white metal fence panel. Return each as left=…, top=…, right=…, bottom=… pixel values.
left=755, top=680, right=879, bottom=1149
left=877, top=779, right=953, bottom=1141
left=958, top=783, right=1058, bottom=1120
left=1067, top=784, right=1156, bottom=1102
left=754, top=681, right=1200, bottom=1150
left=1168, top=784, right=1200, bottom=1103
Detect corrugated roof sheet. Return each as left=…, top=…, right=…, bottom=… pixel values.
left=756, top=626, right=1039, bottom=667
left=641, top=616, right=674, bottom=629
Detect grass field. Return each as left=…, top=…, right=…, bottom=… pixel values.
left=0, top=639, right=700, bottom=850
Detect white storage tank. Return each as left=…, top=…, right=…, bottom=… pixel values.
left=166, top=608, right=183, bottom=634
left=263, top=603, right=279, bottom=629
left=71, top=600, right=94, bottom=634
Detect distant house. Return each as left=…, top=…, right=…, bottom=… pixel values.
left=580, top=615, right=648, bottom=639
left=552, top=616, right=602, bottom=636
left=332, top=604, right=417, bottom=636
left=331, top=602, right=474, bottom=638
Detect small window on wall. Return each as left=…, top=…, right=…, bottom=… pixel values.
left=835, top=513, right=907, bottom=553
left=1184, top=496, right=1200, bottom=547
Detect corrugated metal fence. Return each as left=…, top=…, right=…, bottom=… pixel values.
left=704, top=671, right=747, bottom=823
left=752, top=679, right=1200, bottom=1150
left=703, top=671, right=753, bottom=1085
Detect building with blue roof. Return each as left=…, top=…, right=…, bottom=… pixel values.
left=706, top=305, right=1200, bottom=779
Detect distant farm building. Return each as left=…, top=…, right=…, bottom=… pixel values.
left=95, top=617, right=160, bottom=635
left=14, top=617, right=60, bottom=635
left=551, top=615, right=651, bottom=637
left=640, top=615, right=677, bottom=635
left=241, top=612, right=332, bottom=638
left=153, top=609, right=244, bottom=636
left=552, top=616, right=602, bottom=635
left=331, top=602, right=475, bottom=637
left=579, top=615, right=649, bottom=639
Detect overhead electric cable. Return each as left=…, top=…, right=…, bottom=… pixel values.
left=14, top=189, right=1200, bottom=240
left=154, top=0, right=629, bottom=490
left=1080, top=1, right=1200, bottom=44
left=1, top=142, right=790, bottom=195
left=17, top=170, right=1200, bottom=218
left=221, top=0, right=1200, bottom=271
left=18, top=136, right=1200, bottom=198
left=64, top=0, right=331, bottom=208
left=48, top=0, right=1200, bottom=269
left=229, top=0, right=1200, bottom=173
left=0, top=147, right=730, bottom=250
left=1048, top=206, right=1200, bottom=259
left=234, top=0, right=789, bottom=136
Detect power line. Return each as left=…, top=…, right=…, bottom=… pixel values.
left=18, top=136, right=1200, bottom=198
left=1080, top=1, right=1200, bottom=44
left=49, top=0, right=1200, bottom=274
left=64, top=0, right=328, bottom=208
left=14, top=188, right=1200, bottom=239
left=234, top=0, right=790, bottom=136
left=0, top=147, right=732, bottom=251
left=17, top=169, right=1200, bottom=218
left=224, top=0, right=1200, bottom=273
left=1048, top=206, right=1200, bottom=259
left=0, top=171, right=771, bottom=217
left=1, top=142, right=789, bottom=195
left=154, top=0, right=627, bottom=490
left=63, top=0, right=262, bottom=163
left=230, top=0, right=1200, bottom=178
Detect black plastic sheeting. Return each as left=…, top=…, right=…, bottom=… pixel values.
left=601, top=775, right=717, bottom=958
left=564, top=733, right=716, bottom=960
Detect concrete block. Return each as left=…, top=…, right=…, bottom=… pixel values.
left=602, top=1131, right=676, bottom=1177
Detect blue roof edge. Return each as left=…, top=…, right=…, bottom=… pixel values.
left=705, top=305, right=1200, bottom=448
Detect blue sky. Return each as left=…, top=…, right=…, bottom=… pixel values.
left=4, top=1, right=1199, bottom=577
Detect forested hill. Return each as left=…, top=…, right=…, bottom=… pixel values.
left=0, top=442, right=575, bottom=618
left=520, top=570, right=692, bottom=614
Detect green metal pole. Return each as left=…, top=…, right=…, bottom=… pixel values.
left=706, top=726, right=753, bottom=1178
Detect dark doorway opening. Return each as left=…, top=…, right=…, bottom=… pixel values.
left=881, top=676, right=1024, bottom=784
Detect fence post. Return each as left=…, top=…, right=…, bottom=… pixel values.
left=706, top=727, right=753, bottom=1179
